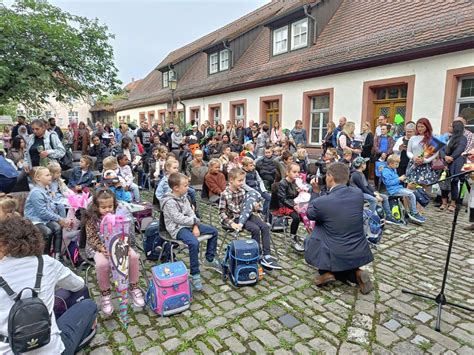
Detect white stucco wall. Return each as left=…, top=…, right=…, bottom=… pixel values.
left=117, top=49, right=474, bottom=133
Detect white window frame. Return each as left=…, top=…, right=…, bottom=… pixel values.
left=162, top=71, right=169, bottom=88
left=309, top=94, right=330, bottom=145
left=456, top=76, right=474, bottom=131
left=235, top=104, right=245, bottom=121
left=273, top=25, right=288, bottom=55
left=213, top=107, right=220, bottom=124
left=209, top=53, right=219, bottom=74
left=291, top=18, right=308, bottom=50
left=220, top=50, right=229, bottom=71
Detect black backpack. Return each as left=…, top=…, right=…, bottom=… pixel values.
left=0, top=256, right=51, bottom=354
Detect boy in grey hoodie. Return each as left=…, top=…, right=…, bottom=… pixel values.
left=161, top=172, right=219, bottom=291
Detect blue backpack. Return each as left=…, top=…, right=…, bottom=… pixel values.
left=222, top=239, right=260, bottom=287
left=363, top=208, right=384, bottom=246
left=142, top=220, right=174, bottom=262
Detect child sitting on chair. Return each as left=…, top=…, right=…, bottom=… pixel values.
left=68, top=155, right=94, bottom=193
left=204, top=159, right=226, bottom=203
left=161, top=173, right=220, bottom=291
left=381, top=154, right=425, bottom=224
left=219, top=168, right=281, bottom=270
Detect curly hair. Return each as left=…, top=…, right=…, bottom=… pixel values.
left=0, top=216, right=44, bottom=257
left=85, top=188, right=118, bottom=226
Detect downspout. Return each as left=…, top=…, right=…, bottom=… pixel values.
left=304, top=4, right=317, bottom=44
left=223, top=40, right=233, bottom=68
left=179, top=97, right=186, bottom=125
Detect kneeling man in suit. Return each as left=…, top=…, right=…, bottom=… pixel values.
left=305, top=162, right=374, bottom=294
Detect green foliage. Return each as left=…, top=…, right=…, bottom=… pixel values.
left=0, top=0, right=122, bottom=110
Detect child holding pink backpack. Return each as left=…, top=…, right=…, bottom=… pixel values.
left=84, top=189, right=144, bottom=315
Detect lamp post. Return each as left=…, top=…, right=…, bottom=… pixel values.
left=169, top=70, right=177, bottom=124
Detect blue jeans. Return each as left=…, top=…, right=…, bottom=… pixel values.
left=58, top=299, right=97, bottom=355
left=393, top=188, right=418, bottom=214
left=177, top=224, right=218, bottom=275
left=364, top=193, right=392, bottom=217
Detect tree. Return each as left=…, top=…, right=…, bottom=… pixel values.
left=0, top=0, right=122, bottom=110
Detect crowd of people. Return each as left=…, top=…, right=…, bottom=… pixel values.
left=0, top=113, right=473, bottom=354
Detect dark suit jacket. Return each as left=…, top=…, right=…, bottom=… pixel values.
left=305, top=184, right=373, bottom=272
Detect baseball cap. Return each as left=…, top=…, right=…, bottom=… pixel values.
left=352, top=156, right=370, bottom=169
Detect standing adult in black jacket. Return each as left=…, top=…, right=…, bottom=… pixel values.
left=305, top=162, right=374, bottom=294
left=360, top=122, right=374, bottom=179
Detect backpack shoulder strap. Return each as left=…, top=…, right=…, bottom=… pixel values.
left=34, top=256, right=44, bottom=292
left=0, top=276, right=16, bottom=298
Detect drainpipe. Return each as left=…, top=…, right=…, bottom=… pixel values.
left=179, top=97, right=186, bottom=126
left=304, top=4, right=317, bottom=44
left=223, top=40, right=233, bottom=68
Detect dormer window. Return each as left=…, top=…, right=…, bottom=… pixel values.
left=272, top=18, right=309, bottom=56
left=291, top=18, right=308, bottom=50
left=209, top=49, right=229, bottom=74
left=273, top=26, right=288, bottom=55
left=162, top=71, right=169, bottom=88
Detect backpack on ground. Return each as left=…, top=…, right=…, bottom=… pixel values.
left=222, top=239, right=260, bottom=287
left=412, top=187, right=430, bottom=207
left=54, top=285, right=91, bottom=319
left=363, top=208, right=384, bottom=246
left=0, top=256, right=51, bottom=354
left=146, top=261, right=192, bottom=316
left=143, top=220, right=174, bottom=262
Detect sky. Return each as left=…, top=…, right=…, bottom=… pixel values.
left=6, top=0, right=270, bottom=85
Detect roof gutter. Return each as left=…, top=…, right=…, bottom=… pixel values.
left=117, top=38, right=474, bottom=111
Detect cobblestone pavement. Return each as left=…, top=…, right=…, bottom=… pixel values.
left=80, top=195, right=473, bottom=354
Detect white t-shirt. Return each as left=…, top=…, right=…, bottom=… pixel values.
left=0, top=255, right=84, bottom=354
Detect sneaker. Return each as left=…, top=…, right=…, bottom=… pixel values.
left=191, top=274, right=203, bottom=291
left=385, top=215, right=403, bottom=225
left=408, top=212, right=425, bottom=224
left=203, top=258, right=222, bottom=273
left=261, top=255, right=282, bottom=270
left=129, top=288, right=145, bottom=307
left=291, top=236, right=305, bottom=252
left=100, top=294, right=114, bottom=316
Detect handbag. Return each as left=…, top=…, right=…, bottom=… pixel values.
left=431, top=158, right=445, bottom=171
left=49, top=133, right=73, bottom=171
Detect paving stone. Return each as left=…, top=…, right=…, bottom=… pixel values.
left=195, top=341, right=213, bottom=355
left=162, top=338, right=182, bottom=352
left=274, top=350, right=293, bottom=355
left=89, top=332, right=108, bottom=347
left=375, top=325, right=399, bottom=346
left=207, top=337, right=223, bottom=352
left=277, top=330, right=297, bottom=344
left=411, top=334, right=430, bottom=346
left=308, top=338, right=337, bottom=354
left=113, top=331, right=127, bottom=343
left=347, top=327, right=369, bottom=345
left=206, top=316, right=227, bottom=329
left=372, top=344, right=394, bottom=355
left=126, top=325, right=141, bottom=338
left=240, top=316, right=259, bottom=331
left=231, top=324, right=249, bottom=340
left=224, top=336, right=247, bottom=353
left=182, top=326, right=205, bottom=339
left=395, top=326, right=413, bottom=339
left=386, top=299, right=419, bottom=316
left=133, top=336, right=150, bottom=352
left=356, top=299, right=375, bottom=316
left=217, top=328, right=232, bottom=339
left=392, top=341, right=424, bottom=354
left=135, top=313, right=151, bottom=326
left=279, top=313, right=300, bottom=328
left=248, top=340, right=266, bottom=353
left=294, top=343, right=313, bottom=354
left=163, top=327, right=178, bottom=338
left=383, top=319, right=401, bottom=331
left=457, top=345, right=474, bottom=355
left=90, top=347, right=114, bottom=355
left=427, top=343, right=447, bottom=354
left=450, top=328, right=474, bottom=345
left=292, top=324, right=314, bottom=339
left=254, top=329, right=280, bottom=349
left=352, top=314, right=373, bottom=330
left=414, top=311, right=433, bottom=323
left=339, top=342, right=368, bottom=355
left=142, top=346, right=164, bottom=355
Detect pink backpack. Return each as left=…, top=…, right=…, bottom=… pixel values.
left=146, top=261, right=191, bottom=316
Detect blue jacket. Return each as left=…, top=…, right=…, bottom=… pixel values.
left=68, top=167, right=94, bottom=188
left=291, top=128, right=307, bottom=146
left=155, top=175, right=171, bottom=200
left=305, top=185, right=373, bottom=272
left=109, top=185, right=132, bottom=203
left=24, top=186, right=62, bottom=223
left=381, top=166, right=403, bottom=195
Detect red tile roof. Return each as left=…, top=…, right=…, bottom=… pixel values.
left=117, top=0, right=474, bottom=111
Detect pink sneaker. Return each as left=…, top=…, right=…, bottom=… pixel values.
left=129, top=288, right=145, bottom=307
left=100, top=294, right=114, bottom=316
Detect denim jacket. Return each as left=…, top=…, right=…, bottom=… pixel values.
left=24, top=186, right=62, bottom=223
left=24, top=131, right=66, bottom=168
left=68, top=167, right=94, bottom=188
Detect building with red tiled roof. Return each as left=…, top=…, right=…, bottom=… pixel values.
left=116, top=0, right=474, bottom=148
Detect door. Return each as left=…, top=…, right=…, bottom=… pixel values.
left=373, top=102, right=407, bottom=129
left=265, top=101, right=279, bottom=128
